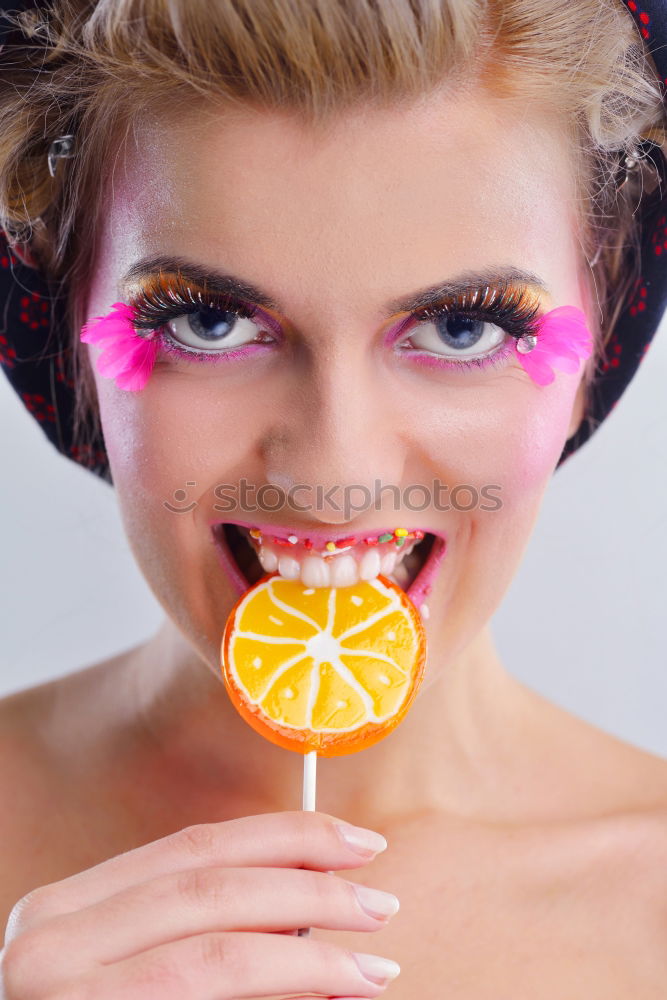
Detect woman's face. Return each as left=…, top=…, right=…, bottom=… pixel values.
left=85, top=86, right=590, bottom=681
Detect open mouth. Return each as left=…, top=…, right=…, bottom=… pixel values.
left=211, top=522, right=446, bottom=610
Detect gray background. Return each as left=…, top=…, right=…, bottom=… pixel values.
left=2, top=320, right=666, bottom=758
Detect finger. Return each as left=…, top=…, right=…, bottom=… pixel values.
left=9, top=811, right=387, bottom=931
left=27, top=867, right=399, bottom=978
left=51, top=932, right=401, bottom=1000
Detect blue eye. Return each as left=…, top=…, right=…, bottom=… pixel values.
left=434, top=315, right=485, bottom=349
left=167, top=306, right=270, bottom=353
left=187, top=306, right=237, bottom=340
left=405, top=312, right=506, bottom=359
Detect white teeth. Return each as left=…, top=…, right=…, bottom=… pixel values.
left=258, top=547, right=279, bottom=572
left=359, top=547, right=381, bottom=581
left=300, top=555, right=331, bottom=587
left=246, top=531, right=431, bottom=590
left=328, top=554, right=358, bottom=587
left=380, top=551, right=397, bottom=576
left=272, top=544, right=414, bottom=586
left=278, top=555, right=301, bottom=580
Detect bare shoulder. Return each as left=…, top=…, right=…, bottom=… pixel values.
left=622, top=802, right=667, bottom=917
left=560, top=709, right=667, bottom=958
left=0, top=679, right=60, bottom=806
left=0, top=681, right=66, bottom=939
left=550, top=797, right=667, bottom=983
left=595, top=802, right=667, bottom=981
left=502, top=682, right=667, bottom=978
left=0, top=660, right=132, bottom=940
left=477, top=802, right=667, bottom=990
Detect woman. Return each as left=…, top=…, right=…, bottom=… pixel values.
left=1, top=0, right=666, bottom=996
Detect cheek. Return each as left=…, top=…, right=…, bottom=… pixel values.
left=93, top=376, right=174, bottom=559
left=94, top=376, right=158, bottom=494
left=418, top=378, right=580, bottom=673
left=94, top=364, right=271, bottom=502
left=494, top=388, right=576, bottom=499
left=412, top=373, right=579, bottom=496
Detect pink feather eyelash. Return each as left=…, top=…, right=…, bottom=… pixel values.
left=80, top=300, right=594, bottom=392
left=80, top=301, right=157, bottom=391
left=514, top=305, right=593, bottom=385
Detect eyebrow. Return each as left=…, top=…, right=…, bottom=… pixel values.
left=122, top=256, right=550, bottom=316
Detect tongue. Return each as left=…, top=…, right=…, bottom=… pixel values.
left=389, top=559, right=412, bottom=589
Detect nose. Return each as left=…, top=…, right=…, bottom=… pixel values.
left=261, top=348, right=408, bottom=525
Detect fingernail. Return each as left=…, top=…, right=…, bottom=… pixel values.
left=334, top=822, right=387, bottom=857
left=352, top=952, right=401, bottom=986
left=352, top=884, right=400, bottom=920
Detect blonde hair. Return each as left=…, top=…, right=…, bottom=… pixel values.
left=0, top=0, right=665, bottom=455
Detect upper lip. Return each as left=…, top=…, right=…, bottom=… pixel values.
left=207, top=518, right=446, bottom=545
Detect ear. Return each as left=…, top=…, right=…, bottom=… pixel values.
left=567, top=376, right=588, bottom=440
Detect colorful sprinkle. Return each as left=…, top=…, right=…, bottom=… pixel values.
left=336, top=536, right=357, bottom=548
left=256, top=527, right=428, bottom=550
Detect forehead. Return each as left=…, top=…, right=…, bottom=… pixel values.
left=100, top=86, right=580, bottom=313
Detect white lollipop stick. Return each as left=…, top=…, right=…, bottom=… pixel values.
left=302, top=749, right=317, bottom=810
left=297, top=750, right=318, bottom=937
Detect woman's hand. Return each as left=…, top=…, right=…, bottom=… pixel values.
left=0, top=811, right=400, bottom=999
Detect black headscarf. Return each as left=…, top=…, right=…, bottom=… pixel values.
left=1, top=0, right=666, bottom=487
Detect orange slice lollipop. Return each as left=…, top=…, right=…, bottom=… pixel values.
left=220, top=572, right=427, bottom=757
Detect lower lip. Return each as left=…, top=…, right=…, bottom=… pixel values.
left=405, top=534, right=447, bottom=607
left=211, top=526, right=447, bottom=608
